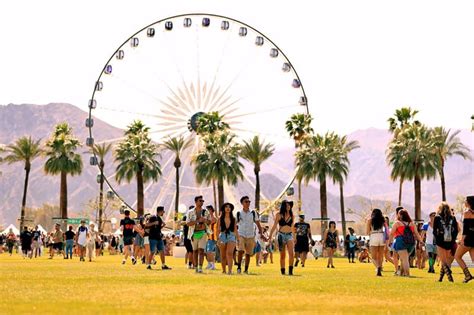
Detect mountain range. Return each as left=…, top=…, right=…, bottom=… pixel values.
left=0, top=103, right=472, bottom=226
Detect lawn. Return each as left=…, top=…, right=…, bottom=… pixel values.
left=0, top=253, right=472, bottom=315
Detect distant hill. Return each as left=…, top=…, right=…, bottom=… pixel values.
left=0, top=103, right=472, bottom=226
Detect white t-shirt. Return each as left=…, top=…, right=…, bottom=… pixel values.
left=237, top=209, right=260, bottom=238
left=425, top=224, right=434, bottom=245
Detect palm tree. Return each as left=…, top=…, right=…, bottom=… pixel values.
left=196, top=111, right=229, bottom=135
left=240, top=136, right=274, bottom=211
left=432, top=127, right=471, bottom=201
left=387, top=124, right=438, bottom=221
left=115, top=120, right=161, bottom=217
left=285, top=113, right=314, bottom=212
left=296, top=132, right=347, bottom=233
left=193, top=131, right=244, bottom=210
left=162, top=136, right=192, bottom=228
left=285, top=113, right=314, bottom=145
left=3, top=136, right=42, bottom=231
left=44, top=123, right=83, bottom=221
left=332, top=135, right=360, bottom=237
left=387, top=107, right=420, bottom=205
left=90, top=143, right=113, bottom=232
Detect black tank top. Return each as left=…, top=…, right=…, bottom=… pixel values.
left=279, top=213, right=293, bottom=226
left=221, top=217, right=235, bottom=234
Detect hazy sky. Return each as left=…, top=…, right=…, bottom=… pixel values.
left=1, top=0, right=473, bottom=135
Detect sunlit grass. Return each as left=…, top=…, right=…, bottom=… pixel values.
left=0, top=253, right=472, bottom=314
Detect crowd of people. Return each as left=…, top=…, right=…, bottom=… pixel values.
left=1, top=194, right=473, bottom=283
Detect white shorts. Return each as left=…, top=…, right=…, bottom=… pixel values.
left=143, top=236, right=149, bottom=245
left=370, top=233, right=385, bottom=247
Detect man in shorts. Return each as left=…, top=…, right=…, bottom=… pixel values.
left=186, top=196, right=211, bottom=273
left=294, top=214, right=314, bottom=267
left=236, top=196, right=265, bottom=274
left=147, top=206, right=171, bottom=270
left=120, top=210, right=136, bottom=265
left=49, top=223, right=64, bottom=259
left=205, top=205, right=218, bottom=270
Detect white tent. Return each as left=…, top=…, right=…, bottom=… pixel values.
left=1, top=224, right=20, bottom=235
left=36, top=225, right=47, bottom=234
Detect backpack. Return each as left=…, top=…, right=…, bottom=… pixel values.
left=237, top=210, right=256, bottom=223
left=401, top=223, right=415, bottom=245
left=440, top=218, right=453, bottom=242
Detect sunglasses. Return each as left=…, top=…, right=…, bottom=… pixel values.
left=198, top=200, right=205, bottom=202
left=244, top=200, right=251, bottom=203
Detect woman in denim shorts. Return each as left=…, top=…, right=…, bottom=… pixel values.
left=218, top=202, right=238, bottom=275
left=269, top=200, right=295, bottom=275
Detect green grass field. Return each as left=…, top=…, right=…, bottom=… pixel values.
left=0, top=253, right=472, bottom=315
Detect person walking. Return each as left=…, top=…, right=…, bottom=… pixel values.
left=294, top=214, right=314, bottom=268
left=367, top=209, right=386, bottom=276
left=64, top=225, right=75, bottom=259
left=20, top=226, right=33, bottom=258
left=31, top=226, right=42, bottom=258
left=323, top=221, right=339, bottom=268
left=454, top=195, right=474, bottom=283
left=186, top=196, right=211, bottom=273
left=269, top=200, right=295, bottom=275
left=6, top=229, right=16, bottom=256
left=76, top=221, right=89, bottom=262
left=181, top=209, right=194, bottom=269
left=388, top=209, right=424, bottom=277
left=205, top=205, right=218, bottom=270
left=346, top=227, right=357, bottom=263
left=236, top=196, right=264, bottom=275
left=120, top=210, right=136, bottom=265
left=217, top=202, right=238, bottom=275
left=146, top=206, right=171, bottom=270
left=86, top=223, right=98, bottom=262
left=433, top=202, right=459, bottom=282
left=49, top=224, right=64, bottom=259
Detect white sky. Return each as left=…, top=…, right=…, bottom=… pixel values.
left=1, top=0, right=473, bottom=135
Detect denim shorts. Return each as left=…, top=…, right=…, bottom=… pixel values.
left=253, top=241, right=262, bottom=254
left=149, top=239, right=164, bottom=253
left=278, top=232, right=293, bottom=251
left=134, top=234, right=144, bottom=247
left=219, top=232, right=236, bottom=244
left=206, top=240, right=217, bottom=253
left=426, top=244, right=437, bottom=254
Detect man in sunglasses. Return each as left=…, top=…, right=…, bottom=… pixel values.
left=186, top=195, right=211, bottom=273
left=236, top=196, right=265, bottom=274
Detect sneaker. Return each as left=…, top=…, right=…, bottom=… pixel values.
left=162, top=265, right=172, bottom=270
left=188, top=265, right=193, bottom=269
left=147, top=265, right=152, bottom=270
left=122, top=260, right=126, bottom=265
left=195, top=268, right=199, bottom=273
left=132, top=258, right=137, bottom=265
left=198, top=268, right=203, bottom=273
left=244, top=270, right=249, bottom=275
left=237, top=268, right=242, bottom=274
left=295, top=260, right=299, bottom=267
left=210, top=264, right=216, bottom=270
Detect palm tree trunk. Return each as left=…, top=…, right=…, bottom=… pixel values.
left=320, top=178, right=328, bottom=234
left=414, top=175, right=421, bottom=222
left=339, top=182, right=346, bottom=237
left=137, top=168, right=144, bottom=217
left=255, top=170, right=260, bottom=211
left=175, top=166, right=179, bottom=231
left=217, top=176, right=224, bottom=211
left=213, top=179, right=218, bottom=216
left=98, top=168, right=104, bottom=233
left=440, top=161, right=446, bottom=202
left=298, top=178, right=302, bottom=213
left=20, top=165, right=30, bottom=232
left=398, top=178, right=403, bottom=206
left=60, top=171, right=68, bottom=220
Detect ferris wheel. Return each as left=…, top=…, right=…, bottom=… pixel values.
left=86, top=13, right=309, bottom=220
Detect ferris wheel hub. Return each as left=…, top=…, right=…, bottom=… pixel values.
left=187, top=111, right=205, bottom=132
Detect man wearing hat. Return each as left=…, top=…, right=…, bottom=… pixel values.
left=294, top=214, right=314, bottom=268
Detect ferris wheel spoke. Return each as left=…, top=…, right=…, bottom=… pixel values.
left=224, top=104, right=298, bottom=120
left=232, top=127, right=289, bottom=140
left=160, top=99, right=191, bottom=118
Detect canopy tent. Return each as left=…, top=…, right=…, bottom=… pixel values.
left=1, top=224, right=20, bottom=235
left=36, top=225, right=47, bottom=234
